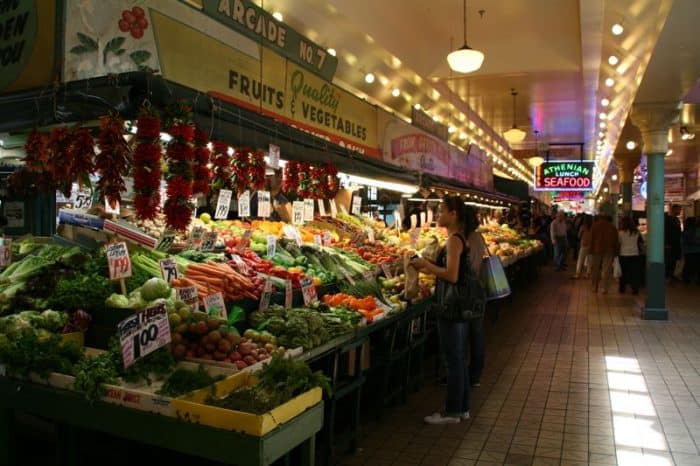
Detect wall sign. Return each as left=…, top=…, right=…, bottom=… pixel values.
left=0, top=0, right=38, bottom=91
left=534, top=161, right=594, bottom=191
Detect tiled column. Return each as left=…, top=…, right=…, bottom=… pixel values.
left=613, top=121, right=642, bottom=219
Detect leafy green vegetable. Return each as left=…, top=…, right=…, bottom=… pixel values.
left=0, top=332, right=83, bottom=379
left=157, top=365, right=224, bottom=397
left=73, top=352, right=119, bottom=401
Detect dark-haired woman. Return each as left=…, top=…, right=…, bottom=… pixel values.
left=618, top=217, right=642, bottom=294
left=411, top=196, right=482, bottom=424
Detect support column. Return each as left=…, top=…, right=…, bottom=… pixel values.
left=613, top=120, right=642, bottom=220
left=635, top=104, right=677, bottom=321
left=620, top=182, right=633, bottom=217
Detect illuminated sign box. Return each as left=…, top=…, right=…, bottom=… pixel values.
left=534, top=160, right=594, bottom=191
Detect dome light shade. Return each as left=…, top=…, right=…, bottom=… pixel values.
left=447, top=46, right=484, bottom=73
left=528, top=156, right=545, bottom=167
left=504, top=127, right=526, bottom=143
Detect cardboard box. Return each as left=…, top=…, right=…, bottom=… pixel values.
left=172, top=370, right=322, bottom=436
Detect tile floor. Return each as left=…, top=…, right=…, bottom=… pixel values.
left=339, top=267, right=700, bottom=466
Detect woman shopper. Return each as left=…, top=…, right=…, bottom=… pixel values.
left=411, top=197, right=482, bottom=424
left=618, top=217, right=643, bottom=294
left=574, top=215, right=593, bottom=278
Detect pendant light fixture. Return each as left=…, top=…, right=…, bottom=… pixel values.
left=447, top=0, right=484, bottom=73
left=528, top=130, right=544, bottom=167
left=504, top=88, right=526, bottom=144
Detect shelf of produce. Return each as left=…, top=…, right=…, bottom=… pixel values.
left=0, top=377, right=323, bottom=466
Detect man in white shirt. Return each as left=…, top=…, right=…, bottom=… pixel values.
left=551, top=211, right=568, bottom=271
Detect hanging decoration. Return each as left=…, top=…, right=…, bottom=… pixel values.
left=67, top=128, right=97, bottom=190
left=309, top=165, right=325, bottom=199
left=8, top=129, right=50, bottom=196
left=296, top=162, right=313, bottom=198
left=249, top=149, right=266, bottom=191
left=231, top=147, right=251, bottom=194
left=96, top=114, right=131, bottom=208
left=163, top=104, right=195, bottom=231
left=132, top=109, right=162, bottom=221
left=47, top=127, right=74, bottom=197
left=323, top=163, right=340, bottom=198
left=209, top=140, right=234, bottom=204
left=282, top=160, right=300, bottom=199
left=192, top=127, right=212, bottom=196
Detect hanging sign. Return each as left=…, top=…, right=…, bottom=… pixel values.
left=317, top=199, right=326, bottom=216
left=117, top=303, right=171, bottom=369
left=257, top=191, right=271, bottom=217
left=351, top=196, right=362, bottom=216
left=329, top=199, right=338, bottom=218
left=176, top=286, right=199, bottom=312
left=215, top=189, right=233, bottom=219
left=0, top=238, right=12, bottom=268
left=268, top=144, right=280, bottom=169
left=267, top=234, right=277, bottom=257
left=203, top=292, right=227, bottom=319
left=534, top=161, right=594, bottom=191
left=304, top=199, right=315, bottom=222
left=159, top=258, right=179, bottom=283
left=105, top=242, right=132, bottom=280
left=238, top=190, right=251, bottom=218
left=292, top=201, right=305, bottom=225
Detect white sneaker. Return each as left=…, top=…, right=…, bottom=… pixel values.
left=460, top=411, right=470, bottom=420
left=424, top=412, right=461, bottom=424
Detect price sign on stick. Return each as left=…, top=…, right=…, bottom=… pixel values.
left=156, top=231, right=176, bottom=252
left=304, top=199, right=315, bottom=222
left=257, top=191, right=271, bottom=218
left=258, top=276, right=273, bottom=312
left=215, top=189, right=233, bottom=219
left=317, top=199, right=326, bottom=217
left=236, top=229, right=252, bottom=252
left=323, top=231, right=332, bottom=247
left=267, top=235, right=277, bottom=257
left=300, top=277, right=318, bottom=305
left=200, top=231, right=218, bottom=252
left=176, top=286, right=199, bottom=312
left=189, top=226, right=205, bottom=250
left=74, top=187, right=93, bottom=210
left=351, top=196, right=362, bottom=216
left=0, top=238, right=12, bottom=268
left=204, top=292, right=227, bottom=320
left=292, top=201, right=305, bottom=225
left=427, top=209, right=433, bottom=225
left=285, top=279, right=293, bottom=309
left=106, top=242, right=132, bottom=281
left=330, top=199, right=338, bottom=218
left=118, top=303, right=171, bottom=369
left=159, top=258, right=179, bottom=283
left=268, top=144, right=280, bottom=169
left=238, top=190, right=251, bottom=218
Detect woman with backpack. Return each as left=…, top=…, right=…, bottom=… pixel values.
left=411, top=197, right=485, bottom=424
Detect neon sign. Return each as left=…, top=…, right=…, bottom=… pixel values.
left=534, top=161, right=594, bottom=191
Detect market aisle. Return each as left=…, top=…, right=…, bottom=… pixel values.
left=340, top=268, right=700, bottom=466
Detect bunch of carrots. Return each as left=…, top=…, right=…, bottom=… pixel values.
left=171, top=261, right=265, bottom=302
left=322, top=293, right=384, bottom=323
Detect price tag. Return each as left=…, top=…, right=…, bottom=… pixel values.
left=340, top=267, right=355, bottom=285
left=292, top=201, right=305, bottom=225
left=215, top=189, right=233, bottom=219
left=394, top=211, right=401, bottom=230
left=117, top=303, right=171, bottom=369
left=410, top=228, right=421, bottom=248
left=381, top=263, right=394, bottom=279
left=156, top=231, right=176, bottom=252
left=317, top=199, right=326, bottom=217
left=351, top=196, right=362, bottom=216
left=330, top=199, right=338, bottom=218
left=323, top=231, right=332, bottom=247
left=427, top=209, right=433, bottom=225
left=268, top=143, right=280, bottom=169
left=238, top=190, right=251, bottom=218
left=410, top=214, right=417, bottom=229
left=267, top=234, right=277, bottom=257
left=176, top=286, right=199, bottom=312
left=257, top=191, right=271, bottom=218
left=300, top=277, right=318, bottom=305
left=314, top=234, right=322, bottom=247
left=304, top=199, right=315, bottom=222
left=74, top=187, right=93, bottom=210
left=283, top=224, right=303, bottom=246
left=201, top=231, right=218, bottom=252
left=366, top=228, right=375, bottom=243
left=0, top=238, right=12, bottom=268
left=105, top=242, right=132, bottom=280
left=159, top=258, right=179, bottom=283
left=236, top=229, right=252, bottom=252
left=189, top=226, right=205, bottom=250
left=258, top=276, right=273, bottom=311
left=230, top=254, right=249, bottom=274
left=420, top=212, right=426, bottom=226
left=284, top=279, right=293, bottom=309
left=105, top=198, right=120, bottom=215
left=204, top=292, right=227, bottom=320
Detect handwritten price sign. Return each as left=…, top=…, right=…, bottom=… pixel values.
left=200, top=231, right=218, bottom=252
left=300, top=277, right=318, bottom=306
left=176, top=286, right=199, bottom=313
left=257, top=191, right=271, bottom=218
left=105, top=242, right=132, bottom=280
left=204, top=292, right=227, bottom=319
left=215, top=189, right=233, bottom=219
left=117, top=303, right=171, bottom=369
left=159, top=258, right=179, bottom=283
left=304, top=199, right=315, bottom=222
left=238, top=190, right=251, bottom=218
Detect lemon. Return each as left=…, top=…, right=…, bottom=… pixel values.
left=199, top=213, right=212, bottom=224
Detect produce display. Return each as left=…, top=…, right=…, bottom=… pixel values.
left=478, top=222, right=543, bottom=266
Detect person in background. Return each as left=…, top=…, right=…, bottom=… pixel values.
left=665, top=204, right=682, bottom=280
left=574, top=215, right=593, bottom=279
left=682, top=217, right=700, bottom=284
left=618, top=217, right=643, bottom=295
left=411, top=197, right=479, bottom=424
left=590, top=215, right=619, bottom=294
left=550, top=211, right=568, bottom=271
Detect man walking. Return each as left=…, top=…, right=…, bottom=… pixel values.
left=551, top=211, right=568, bottom=271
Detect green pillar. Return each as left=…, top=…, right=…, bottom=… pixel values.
left=644, top=152, right=667, bottom=320
left=621, top=183, right=633, bottom=218
left=611, top=193, right=619, bottom=227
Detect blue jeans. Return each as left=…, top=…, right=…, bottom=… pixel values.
left=554, top=236, right=567, bottom=270
left=468, top=317, right=485, bottom=384
left=438, top=319, right=469, bottom=415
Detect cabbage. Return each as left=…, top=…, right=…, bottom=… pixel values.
left=106, top=293, right=131, bottom=309
left=40, top=310, right=68, bottom=332
left=140, top=278, right=170, bottom=301
left=4, top=315, right=33, bottom=338
left=18, top=311, right=43, bottom=327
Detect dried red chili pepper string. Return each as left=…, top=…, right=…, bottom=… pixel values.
left=192, top=127, right=211, bottom=196
left=163, top=119, right=195, bottom=231
left=132, top=111, right=162, bottom=220
left=96, top=114, right=131, bottom=208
